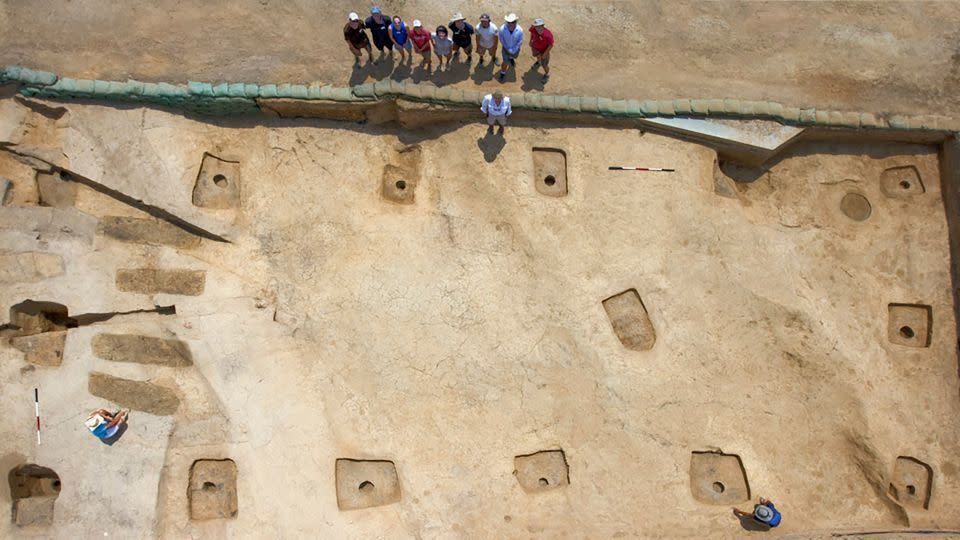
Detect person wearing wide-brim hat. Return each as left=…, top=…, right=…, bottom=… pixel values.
left=529, top=18, right=554, bottom=84
left=448, top=12, right=476, bottom=63
left=497, top=13, right=524, bottom=81
left=733, top=497, right=782, bottom=529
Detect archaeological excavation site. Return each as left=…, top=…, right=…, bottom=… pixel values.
left=2, top=2, right=960, bottom=538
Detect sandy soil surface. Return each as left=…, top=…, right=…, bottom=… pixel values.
left=0, top=96, right=959, bottom=538
left=1, top=1, right=959, bottom=118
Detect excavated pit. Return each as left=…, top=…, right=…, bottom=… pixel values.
left=0, top=91, right=958, bottom=539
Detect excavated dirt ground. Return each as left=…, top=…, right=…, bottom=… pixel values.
left=0, top=92, right=959, bottom=538
left=1, top=1, right=960, bottom=118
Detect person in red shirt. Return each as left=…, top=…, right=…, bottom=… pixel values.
left=529, top=18, right=554, bottom=83
left=410, top=19, right=433, bottom=72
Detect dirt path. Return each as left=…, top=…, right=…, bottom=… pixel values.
left=1, top=0, right=958, bottom=118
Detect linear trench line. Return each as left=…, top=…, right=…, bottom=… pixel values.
left=0, top=64, right=957, bottom=133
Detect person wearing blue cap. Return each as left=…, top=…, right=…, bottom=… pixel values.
left=365, top=6, right=392, bottom=63
left=733, top=497, right=782, bottom=529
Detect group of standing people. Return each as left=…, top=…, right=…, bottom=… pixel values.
left=343, top=8, right=554, bottom=84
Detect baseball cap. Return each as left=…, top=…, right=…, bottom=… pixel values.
left=348, top=12, right=360, bottom=21
left=413, top=19, right=422, bottom=27
left=533, top=18, right=545, bottom=26
left=504, top=13, right=518, bottom=23
left=480, top=13, right=491, bottom=21
left=371, top=6, right=381, bottom=14
left=754, top=505, right=774, bottom=523
left=452, top=12, right=465, bottom=21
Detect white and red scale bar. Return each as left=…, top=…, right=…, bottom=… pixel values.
left=608, top=166, right=676, bottom=172
left=34, top=388, right=40, bottom=445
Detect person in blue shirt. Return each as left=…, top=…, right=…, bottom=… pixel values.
left=389, top=16, right=412, bottom=64
left=497, top=13, right=523, bottom=81
left=85, top=408, right=129, bottom=445
left=364, top=7, right=392, bottom=63
left=733, top=497, right=782, bottom=529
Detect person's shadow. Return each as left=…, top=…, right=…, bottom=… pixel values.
left=391, top=60, right=412, bottom=81
left=370, top=54, right=396, bottom=80
left=520, top=63, right=546, bottom=92
left=736, top=515, right=771, bottom=532
left=100, top=422, right=128, bottom=446
left=472, top=59, right=496, bottom=85
left=477, top=129, right=506, bottom=162
left=411, top=63, right=433, bottom=83
left=445, top=56, right=472, bottom=83
left=348, top=59, right=375, bottom=86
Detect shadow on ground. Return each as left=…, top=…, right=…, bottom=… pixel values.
left=477, top=130, right=506, bottom=162
left=520, top=64, right=546, bottom=92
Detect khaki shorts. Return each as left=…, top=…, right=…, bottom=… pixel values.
left=533, top=49, right=550, bottom=66
left=486, top=115, right=507, bottom=126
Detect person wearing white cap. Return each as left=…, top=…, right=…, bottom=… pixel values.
left=497, top=13, right=523, bottom=81
left=528, top=18, right=554, bottom=83
left=481, top=90, right=512, bottom=135
left=733, top=497, right=782, bottom=529
left=85, top=408, right=129, bottom=443
left=410, top=20, right=433, bottom=72
left=448, top=13, right=475, bottom=63
left=475, top=13, right=500, bottom=67
left=343, top=12, right=373, bottom=67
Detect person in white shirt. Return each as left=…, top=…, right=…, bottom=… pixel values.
left=497, top=13, right=524, bottom=81
left=475, top=13, right=500, bottom=67
left=481, top=91, right=512, bottom=134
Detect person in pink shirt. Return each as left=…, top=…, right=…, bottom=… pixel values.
left=529, top=18, right=554, bottom=83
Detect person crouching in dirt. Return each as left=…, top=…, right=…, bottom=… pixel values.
left=85, top=408, right=129, bottom=444
left=481, top=90, right=512, bottom=135
left=344, top=12, right=373, bottom=67
left=733, top=497, right=782, bottom=529
left=529, top=18, right=554, bottom=84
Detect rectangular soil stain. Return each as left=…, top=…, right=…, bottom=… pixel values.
left=116, top=268, right=205, bottom=296
left=92, top=333, right=193, bottom=367
left=88, top=372, right=180, bottom=415
left=98, top=216, right=201, bottom=249
left=602, top=288, right=656, bottom=350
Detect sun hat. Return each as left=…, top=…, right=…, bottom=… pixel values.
left=371, top=6, right=381, bottom=14
left=348, top=12, right=360, bottom=21
left=504, top=13, right=518, bottom=23
left=480, top=13, right=491, bottom=21
left=413, top=19, right=422, bottom=27
left=85, top=414, right=103, bottom=429
left=533, top=18, right=545, bottom=26
left=754, top=505, right=774, bottom=523
left=452, top=12, right=465, bottom=21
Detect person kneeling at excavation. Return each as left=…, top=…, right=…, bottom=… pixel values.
left=481, top=90, right=512, bottom=135
left=733, top=496, right=782, bottom=529
left=85, top=408, right=129, bottom=444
